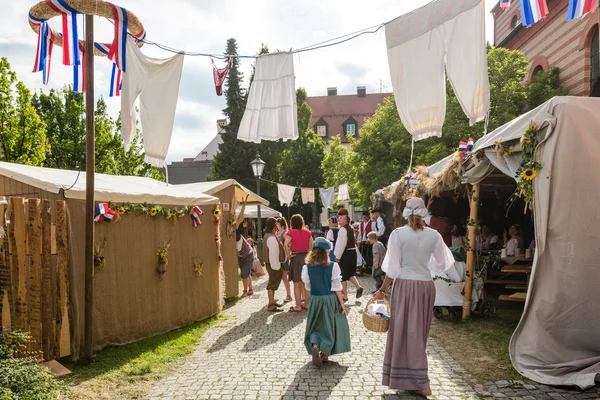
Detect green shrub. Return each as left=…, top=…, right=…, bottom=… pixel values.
left=0, top=330, right=65, bottom=400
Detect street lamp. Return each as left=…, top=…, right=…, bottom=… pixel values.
left=250, top=153, right=266, bottom=260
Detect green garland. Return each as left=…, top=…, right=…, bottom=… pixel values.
left=108, top=202, right=190, bottom=220
left=511, top=122, right=543, bottom=212
left=432, top=276, right=464, bottom=285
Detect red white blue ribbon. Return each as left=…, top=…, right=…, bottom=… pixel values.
left=32, top=20, right=54, bottom=85
left=45, top=0, right=80, bottom=66
left=467, top=137, right=474, bottom=151
left=191, top=206, right=203, bottom=227
left=404, top=174, right=411, bottom=186
left=109, top=62, right=122, bottom=97
left=94, top=203, right=116, bottom=223
left=500, top=0, right=511, bottom=7
left=107, top=3, right=129, bottom=72
left=73, top=45, right=86, bottom=93
left=567, top=0, right=596, bottom=20
left=520, top=0, right=549, bottom=26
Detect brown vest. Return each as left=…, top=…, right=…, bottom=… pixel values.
left=262, top=233, right=285, bottom=265
left=342, top=224, right=356, bottom=250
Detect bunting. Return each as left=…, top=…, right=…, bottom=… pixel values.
left=94, top=203, right=116, bottom=223
left=566, top=0, right=597, bottom=20
left=500, top=0, right=511, bottom=7
left=73, top=44, right=86, bottom=93
left=107, top=3, right=129, bottom=72
left=190, top=206, right=203, bottom=227
left=109, top=62, right=122, bottom=97
left=45, top=0, right=80, bottom=66
left=520, top=0, right=549, bottom=26
left=32, top=20, right=54, bottom=85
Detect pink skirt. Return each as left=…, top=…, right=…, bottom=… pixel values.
left=382, top=278, right=435, bottom=391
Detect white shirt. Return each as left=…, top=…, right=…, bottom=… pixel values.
left=506, top=237, right=520, bottom=257
left=266, top=235, right=281, bottom=270
left=301, top=262, right=343, bottom=292
left=326, top=229, right=335, bottom=241
left=372, top=216, right=386, bottom=237
left=476, top=233, right=499, bottom=250
left=382, top=226, right=454, bottom=281
left=236, top=237, right=243, bottom=252
left=334, top=226, right=349, bottom=260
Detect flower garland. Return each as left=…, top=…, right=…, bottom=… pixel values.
left=156, top=242, right=170, bottom=280
left=432, top=275, right=464, bottom=286
left=214, top=207, right=223, bottom=262
left=511, top=122, right=542, bottom=213
left=193, top=261, right=204, bottom=277
left=94, top=236, right=108, bottom=269
left=111, top=202, right=191, bottom=220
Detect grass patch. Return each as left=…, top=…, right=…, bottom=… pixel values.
left=430, top=294, right=524, bottom=384
left=63, top=315, right=223, bottom=400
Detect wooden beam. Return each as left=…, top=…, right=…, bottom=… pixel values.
left=27, top=199, right=42, bottom=357
left=9, top=198, right=29, bottom=333
left=462, top=184, right=480, bottom=321
left=41, top=199, right=54, bottom=361
left=0, top=203, right=11, bottom=330
left=55, top=201, right=70, bottom=358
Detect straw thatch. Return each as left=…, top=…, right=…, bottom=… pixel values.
left=29, top=0, right=145, bottom=57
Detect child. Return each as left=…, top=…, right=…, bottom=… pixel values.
left=301, top=237, right=351, bottom=367
left=368, top=232, right=386, bottom=293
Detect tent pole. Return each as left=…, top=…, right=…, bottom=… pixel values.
left=462, top=183, right=480, bottom=321
left=83, top=13, right=95, bottom=364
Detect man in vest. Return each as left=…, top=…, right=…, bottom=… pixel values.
left=263, top=217, right=284, bottom=312
left=358, top=211, right=373, bottom=275
left=334, top=209, right=364, bottom=301
left=371, top=208, right=387, bottom=246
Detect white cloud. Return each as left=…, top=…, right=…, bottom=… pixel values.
left=1, top=0, right=497, bottom=163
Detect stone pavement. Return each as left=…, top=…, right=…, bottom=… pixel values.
left=150, top=275, right=599, bottom=400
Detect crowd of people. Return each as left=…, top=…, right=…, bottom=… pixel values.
left=234, top=196, right=535, bottom=397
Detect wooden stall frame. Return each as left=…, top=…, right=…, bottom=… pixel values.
left=463, top=183, right=480, bottom=321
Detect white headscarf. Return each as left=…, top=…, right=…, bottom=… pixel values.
left=402, top=197, right=429, bottom=219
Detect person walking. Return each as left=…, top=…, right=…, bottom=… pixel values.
left=263, top=217, right=284, bottom=312
left=284, top=214, right=313, bottom=312
left=358, top=211, right=373, bottom=272
left=334, top=209, right=364, bottom=301
left=302, top=237, right=351, bottom=367
left=276, top=217, right=293, bottom=303
left=373, top=197, right=454, bottom=396
left=326, top=216, right=339, bottom=263
left=236, top=231, right=255, bottom=297
left=367, top=232, right=386, bottom=293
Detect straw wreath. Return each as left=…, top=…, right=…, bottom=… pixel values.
left=29, top=0, right=145, bottom=57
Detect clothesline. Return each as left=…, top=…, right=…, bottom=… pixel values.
left=259, top=177, right=329, bottom=191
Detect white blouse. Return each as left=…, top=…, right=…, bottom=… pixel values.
left=506, top=237, right=520, bottom=256
left=301, top=262, right=343, bottom=292
left=382, top=226, right=454, bottom=281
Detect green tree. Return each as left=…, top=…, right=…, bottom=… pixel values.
left=0, top=58, right=48, bottom=166
left=525, top=66, right=568, bottom=109
left=321, top=135, right=352, bottom=188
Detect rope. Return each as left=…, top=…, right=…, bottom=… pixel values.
left=483, top=110, right=490, bottom=136
left=408, top=137, right=415, bottom=173
left=259, top=177, right=334, bottom=191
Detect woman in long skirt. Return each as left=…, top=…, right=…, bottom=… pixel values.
left=373, top=197, right=454, bottom=397
left=302, top=237, right=351, bottom=367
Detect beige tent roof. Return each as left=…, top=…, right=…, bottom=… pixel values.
left=0, top=162, right=219, bottom=206
left=175, top=179, right=269, bottom=206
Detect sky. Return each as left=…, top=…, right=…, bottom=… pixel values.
left=0, top=0, right=497, bottom=163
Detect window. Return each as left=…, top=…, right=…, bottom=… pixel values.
left=532, top=65, right=544, bottom=77
left=317, top=125, right=327, bottom=137
left=342, top=116, right=358, bottom=137
left=346, top=124, right=356, bottom=136
left=591, top=27, right=599, bottom=95
left=511, top=15, right=519, bottom=29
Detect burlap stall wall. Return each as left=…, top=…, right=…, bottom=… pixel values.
left=211, top=186, right=240, bottom=298
left=66, top=200, right=222, bottom=357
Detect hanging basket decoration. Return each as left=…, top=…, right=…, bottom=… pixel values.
left=510, top=122, right=543, bottom=213
left=156, top=242, right=170, bottom=280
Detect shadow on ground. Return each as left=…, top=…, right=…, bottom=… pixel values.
left=281, top=362, right=349, bottom=399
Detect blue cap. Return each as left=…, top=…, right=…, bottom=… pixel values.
left=313, top=237, right=332, bottom=251
left=329, top=216, right=338, bottom=223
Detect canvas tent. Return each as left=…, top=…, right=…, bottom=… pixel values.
left=236, top=205, right=281, bottom=219
left=0, top=162, right=223, bottom=359
left=175, top=180, right=269, bottom=298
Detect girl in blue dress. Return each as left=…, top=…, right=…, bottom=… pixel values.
left=301, top=237, right=351, bottom=367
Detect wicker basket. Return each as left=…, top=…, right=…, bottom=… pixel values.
left=362, top=297, right=390, bottom=333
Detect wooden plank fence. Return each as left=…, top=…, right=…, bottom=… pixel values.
left=0, top=197, right=70, bottom=361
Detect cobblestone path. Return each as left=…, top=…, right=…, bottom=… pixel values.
left=151, top=276, right=599, bottom=400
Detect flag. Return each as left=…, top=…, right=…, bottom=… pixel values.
left=32, top=20, right=54, bottom=85
left=73, top=45, right=86, bottom=93
left=45, top=0, right=80, bottom=66
left=566, top=0, right=596, bottom=20
left=190, top=206, right=203, bottom=227
left=94, top=203, right=116, bottom=223
left=107, top=3, right=129, bottom=72
left=458, top=141, right=468, bottom=152
left=500, top=0, right=511, bottom=8
left=520, top=0, right=549, bottom=26
left=467, top=137, right=474, bottom=151
left=109, top=63, right=122, bottom=97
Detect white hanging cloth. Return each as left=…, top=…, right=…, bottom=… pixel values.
left=385, top=0, right=489, bottom=141
left=278, top=184, right=296, bottom=206
left=338, top=184, right=350, bottom=202
left=237, top=52, right=298, bottom=143
left=301, top=188, right=315, bottom=204
left=121, top=36, right=185, bottom=167
left=319, top=187, right=335, bottom=209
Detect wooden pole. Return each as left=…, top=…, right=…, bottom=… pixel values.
left=41, top=200, right=54, bottom=361
left=83, top=13, right=95, bottom=364
left=27, top=199, right=42, bottom=357
left=462, top=183, right=480, bottom=321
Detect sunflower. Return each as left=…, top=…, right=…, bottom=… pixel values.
left=150, top=208, right=159, bottom=217
left=213, top=209, right=222, bottom=218
left=117, top=207, right=126, bottom=215
left=521, top=168, right=537, bottom=180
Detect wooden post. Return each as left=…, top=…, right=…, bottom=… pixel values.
left=27, top=199, right=42, bottom=357
left=83, top=12, right=96, bottom=364
left=9, top=198, right=28, bottom=332
left=55, top=201, right=70, bottom=358
left=41, top=200, right=54, bottom=361
left=0, top=202, right=11, bottom=330
left=463, top=184, right=480, bottom=321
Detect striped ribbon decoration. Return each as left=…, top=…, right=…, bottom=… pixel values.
left=45, top=0, right=80, bottom=66
left=520, top=0, right=549, bottom=26
left=107, top=3, right=129, bottom=72
left=109, top=62, right=122, bottom=97
left=73, top=44, right=86, bottom=93
left=566, top=0, right=597, bottom=20
left=32, top=21, right=54, bottom=85
left=500, top=0, right=511, bottom=8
